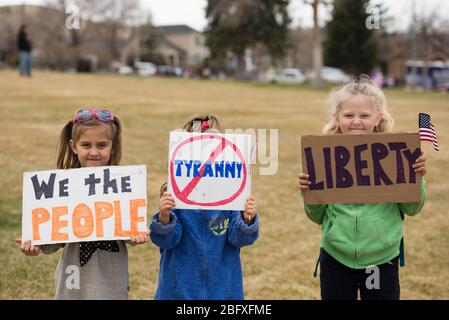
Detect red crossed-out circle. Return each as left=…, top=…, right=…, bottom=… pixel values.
left=170, top=134, right=247, bottom=206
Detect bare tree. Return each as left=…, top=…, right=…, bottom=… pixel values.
left=409, top=3, right=449, bottom=89
left=304, top=0, right=332, bottom=88
left=46, top=0, right=147, bottom=66
left=86, top=0, right=145, bottom=60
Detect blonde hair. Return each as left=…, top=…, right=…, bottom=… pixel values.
left=322, top=75, right=394, bottom=134
left=56, top=116, right=123, bottom=169
left=160, top=113, right=222, bottom=196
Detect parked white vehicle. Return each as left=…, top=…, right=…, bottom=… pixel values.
left=307, top=66, right=351, bottom=84
left=271, top=68, right=306, bottom=84
left=135, top=62, right=157, bottom=77
left=118, top=65, right=133, bottom=75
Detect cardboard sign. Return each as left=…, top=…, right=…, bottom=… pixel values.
left=167, top=131, right=251, bottom=210
left=301, top=133, right=421, bottom=204
left=22, top=165, right=147, bottom=245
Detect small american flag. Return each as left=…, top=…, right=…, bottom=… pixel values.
left=419, top=113, right=439, bottom=151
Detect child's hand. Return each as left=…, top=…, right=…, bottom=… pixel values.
left=413, top=152, right=427, bottom=176
left=159, top=192, right=175, bottom=225
left=130, top=231, right=150, bottom=246
left=243, top=197, right=257, bottom=224
left=16, top=239, right=41, bottom=256
left=298, top=173, right=311, bottom=191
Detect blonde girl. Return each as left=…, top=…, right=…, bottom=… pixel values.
left=299, top=77, right=427, bottom=300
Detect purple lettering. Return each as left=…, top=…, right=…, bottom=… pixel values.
left=402, top=148, right=421, bottom=183
left=388, top=142, right=407, bottom=184
left=323, top=147, right=334, bottom=188
left=354, top=144, right=370, bottom=186
left=371, top=143, right=393, bottom=186
left=304, top=147, right=324, bottom=190
left=335, top=146, right=353, bottom=188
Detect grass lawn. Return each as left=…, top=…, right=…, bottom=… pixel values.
left=0, top=69, right=448, bottom=299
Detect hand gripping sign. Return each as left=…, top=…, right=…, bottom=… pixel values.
left=167, top=131, right=252, bottom=210
left=22, top=165, right=147, bottom=245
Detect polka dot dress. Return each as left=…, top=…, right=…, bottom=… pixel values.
left=79, top=241, right=119, bottom=267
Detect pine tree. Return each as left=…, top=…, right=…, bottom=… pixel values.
left=205, top=0, right=290, bottom=75
left=323, top=0, right=378, bottom=75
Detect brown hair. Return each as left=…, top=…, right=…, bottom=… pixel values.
left=160, top=113, right=222, bottom=197
left=160, top=182, right=168, bottom=197
left=182, top=114, right=222, bottom=132
left=56, top=117, right=123, bottom=169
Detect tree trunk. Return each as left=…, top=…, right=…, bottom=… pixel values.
left=312, top=0, right=324, bottom=88
left=235, top=54, right=246, bottom=80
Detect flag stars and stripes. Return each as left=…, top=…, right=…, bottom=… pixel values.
left=419, top=113, right=439, bottom=151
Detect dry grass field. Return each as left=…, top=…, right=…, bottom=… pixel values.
left=0, top=69, right=448, bottom=299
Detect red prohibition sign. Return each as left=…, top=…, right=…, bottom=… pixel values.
left=170, top=134, right=247, bottom=206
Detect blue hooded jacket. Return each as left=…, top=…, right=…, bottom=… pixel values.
left=150, top=208, right=259, bottom=300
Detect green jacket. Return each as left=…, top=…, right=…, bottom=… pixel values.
left=303, top=179, right=426, bottom=269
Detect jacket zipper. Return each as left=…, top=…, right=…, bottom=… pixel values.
left=354, top=206, right=358, bottom=267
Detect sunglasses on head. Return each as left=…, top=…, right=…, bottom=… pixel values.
left=73, top=108, right=114, bottom=124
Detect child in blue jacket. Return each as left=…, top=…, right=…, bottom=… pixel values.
left=150, top=114, right=259, bottom=300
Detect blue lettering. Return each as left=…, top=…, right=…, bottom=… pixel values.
left=183, top=160, right=193, bottom=177
left=173, top=160, right=244, bottom=179
left=215, top=161, right=224, bottom=177
left=193, top=160, right=202, bottom=177
left=203, top=161, right=214, bottom=177
left=225, top=161, right=236, bottom=178
left=236, top=163, right=243, bottom=178
left=174, top=160, right=183, bottom=176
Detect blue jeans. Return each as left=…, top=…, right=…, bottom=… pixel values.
left=19, top=51, right=32, bottom=76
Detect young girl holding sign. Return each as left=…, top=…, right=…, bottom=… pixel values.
left=17, top=108, right=148, bottom=299
left=298, top=77, right=427, bottom=300
left=150, top=114, right=259, bottom=300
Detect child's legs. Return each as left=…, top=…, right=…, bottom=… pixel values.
left=359, top=256, right=400, bottom=300
left=319, top=248, right=359, bottom=300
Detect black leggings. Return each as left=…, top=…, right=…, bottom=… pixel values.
left=319, top=248, right=400, bottom=300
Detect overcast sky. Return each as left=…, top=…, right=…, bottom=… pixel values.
left=1, top=0, right=448, bottom=32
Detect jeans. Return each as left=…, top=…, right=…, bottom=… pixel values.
left=19, top=51, right=32, bottom=76
left=320, top=248, right=400, bottom=300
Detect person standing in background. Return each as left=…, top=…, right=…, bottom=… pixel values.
left=17, top=25, right=32, bottom=77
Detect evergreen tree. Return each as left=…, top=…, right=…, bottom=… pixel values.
left=323, top=0, right=378, bottom=75
left=205, top=0, right=290, bottom=74
left=139, top=25, right=165, bottom=65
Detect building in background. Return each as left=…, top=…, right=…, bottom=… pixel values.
left=0, top=5, right=209, bottom=71
left=156, top=25, right=209, bottom=68
left=1, top=4, right=448, bottom=84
